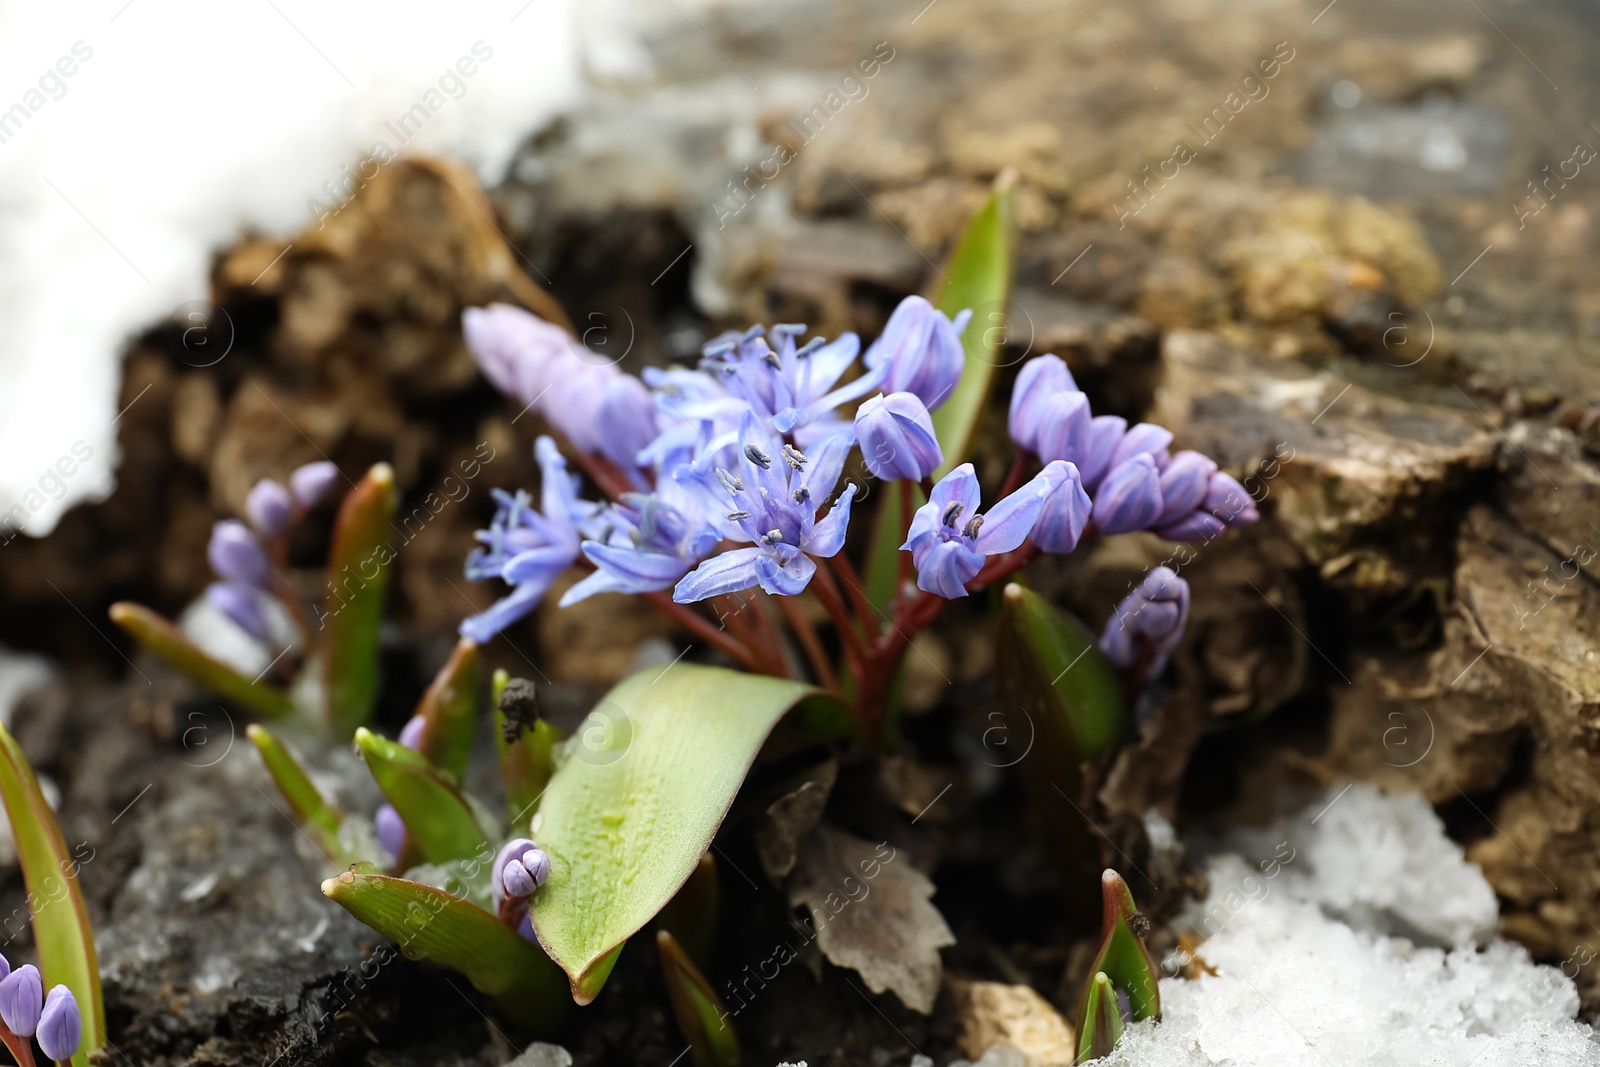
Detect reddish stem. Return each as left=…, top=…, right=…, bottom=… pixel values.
left=0, top=1026, right=36, bottom=1067
left=827, top=554, right=877, bottom=639
left=775, top=595, right=838, bottom=689
left=809, top=565, right=868, bottom=681
left=641, top=591, right=768, bottom=674
left=999, top=450, right=1029, bottom=498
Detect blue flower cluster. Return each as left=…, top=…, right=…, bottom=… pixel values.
left=458, top=297, right=1256, bottom=638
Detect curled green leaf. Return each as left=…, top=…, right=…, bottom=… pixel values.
left=1076, top=971, right=1124, bottom=1064
left=108, top=602, right=294, bottom=720
left=322, top=868, right=569, bottom=1034
left=355, top=728, right=490, bottom=865
left=412, top=636, right=482, bottom=784
left=659, top=929, right=740, bottom=1067
left=321, top=463, right=399, bottom=737
left=0, top=724, right=103, bottom=1067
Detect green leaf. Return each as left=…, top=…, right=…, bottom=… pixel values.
left=321, top=463, right=399, bottom=737
left=247, top=724, right=345, bottom=861
left=656, top=852, right=718, bottom=969
left=322, top=868, right=570, bottom=1034
left=493, top=669, right=563, bottom=830
left=1075, top=972, right=1124, bottom=1063
left=355, top=728, right=490, bottom=864
left=928, top=169, right=1018, bottom=476
left=658, top=929, right=740, bottom=1067
left=0, top=724, right=103, bottom=1067
left=411, top=636, right=482, bottom=783
left=108, top=602, right=294, bottom=720
left=530, top=663, right=815, bottom=1003
left=997, top=583, right=1130, bottom=914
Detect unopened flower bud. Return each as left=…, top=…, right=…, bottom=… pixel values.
left=1091, top=455, right=1164, bottom=534
left=1155, top=451, right=1218, bottom=527
left=398, top=717, right=425, bottom=751
left=289, top=462, right=340, bottom=508
left=207, top=519, right=269, bottom=588
left=865, top=296, right=970, bottom=410
left=205, top=582, right=269, bottom=642
left=37, top=985, right=80, bottom=1063
left=244, top=478, right=293, bottom=536
left=855, top=392, right=944, bottom=481
left=375, top=804, right=405, bottom=860
left=0, top=964, right=43, bottom=1037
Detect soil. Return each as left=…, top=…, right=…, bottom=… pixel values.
left=3, top=0, right=1600, bottom=1061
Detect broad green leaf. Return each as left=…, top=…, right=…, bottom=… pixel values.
left=1075, top=972, right=1124, bottom=1063
left=321, top=463, right=399, bottom=737
left=108, top=602, right=294, bottom=720
left=658, top=929, right=740, bottom=1067
left=322, top=868, right=570, bottom=1034
left=355, top=728, right=489, bottom=864
left=859, top=172, right=1017, bottom=613
left=248, top=725, right=344, bottom=861
left=1074, top=869, right=1160, bottom=1051
left=412, top=636, right=482, bottom=783
left=928, top=169, right=1018, bottom=476
left=0, top=724, right=103, bottom=1067
left=530, top=663, right=815, bottom=1003
left=656, top=852, right=718, bottom=969
left=493, top=669, right=563, bottom=830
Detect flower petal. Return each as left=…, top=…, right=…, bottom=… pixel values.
left=755, top=551, right=818, bottom=596
left=460, top=580, right=550, bottom=642
left=673, top=547, right=765, bottom=603
left=914, top=539, right=984, bottom=598
left=805, top=483, right=857, bottom=558
left=973, top=466, right=1057, bottom=555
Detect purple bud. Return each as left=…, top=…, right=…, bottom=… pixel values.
left=37, top=985, right=80, bottom=1062
left=595, top=374, right=660, bottom=471
left=205, top=582, right=270, bottom=641
left=398, top=717, right=425, bottom=751
left=494, top=838, right=541, bottom=904
left=207, top=519, right=270, bottom=587
left=1204, top=471, right=1260, bottom=526
left=1008, top=355, right=1077, bottom=455
left=0, top=964, right=42, bottom=1037
left=856, top=392, right=944, bottom=481
left=1153, top=511, right=1227, bottom=543
left=289, top=462, right=340, bottom=508
left=0, top=954, right=10, bottom=984
left=375, top=804, right=405, bottom=860
left=1030, top=461, right=1092, bottom=554
left=1114, top=423, right=1173, bottom=470
left=545, top=362, right=613, bottom=456
left=1033, top=391, right=1093, bottom=469
left=501, top=859, right=536, bottom=898
left=866, top=296, right=969, bottom=410
left=1077, top=416, right=1128, bottom=490
left=1100, top=566, right=1190, bottom=682
left=1155, top=451, right=1218, bottom=526
left=521, top=848, right=552, bottom=889
left=244, top=479, right=293, bottom=536
left=1091, top=455, right=1165, bottom=534
left=463, top=304, right=575, bottom=408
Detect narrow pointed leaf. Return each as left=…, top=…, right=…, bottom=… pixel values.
left=109, top=602, right=294, bottom=720
left=1074, top=869, right=1160, bottom=1026
left=412, top=636, right=482, bottom=783
left=355, top=728, right=489, bottom=864
left=529, top=664, right=816, bottom=1004
left=322, top=463, right=399, bottom=737
left=248, top=724, right=345, bottom=861
left=656, top=852, right=719, bottom=969
left=493, top=669, right=564, bottom=830
left=998, top=583, right=1130, bottom=916
left=658, top=930, right=740, bottom=1067
left=0, top=724, right=103, bottom=1067
left=928, top=169, right=1017, bottom=475
left=322, top=868, right=570, bottom=1034
left=1076, top=972, right=1124, bottom=1064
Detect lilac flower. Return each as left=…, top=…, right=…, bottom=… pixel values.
left=673, top=413, right=856, bottom=601
left=289, top=461, right=340, bottom=508
left=1030, top=462, right=1092, bottom=554
left=1204, top=471, right=1260, bottom=526
left=1151, top=467, right=1261, bottom=542
left=399, top=716, right=425, bottom=751
left=0, top=964, right=41, bottom=1036
left=855, top=392, right=943, bottom=482
left=1154, top=451, right=1217, bottom=527
left=208, top=519, right=269, bottom=588
left=864, top=296, right=971, bottom=410
left=37, top=985, right=80, bottom=1063
left=595, top=374, right=660, bottom=473
left=903, top=461, right=1067, bottom=598
left=375, top=804, right=405, bottom=859
left=494, top=838, right=551, bottom=904
left=698, top=323, right=877, bottom=444
left=38, top=987, right=79, bottom=1062
left=206, top=581, right=270, bottom=642
left=1099, top=566, right=1189, bottom=683
left=559, top=472, right=722, bottom=606
left=462, top=304, right=574, bottom=404
left=1091, top=455, right=1165, bottom=534
left=245, top=478, right=293, bottom=536
left=1008, top=354, right=1077, bottom=456
left=460, top=437, right=603, bottom=643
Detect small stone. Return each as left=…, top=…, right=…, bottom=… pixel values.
left=505, top=1042, right=573, bottom=1067
left=945, top=975, right=1076, bottom=1067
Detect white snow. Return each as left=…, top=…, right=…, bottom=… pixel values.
left=0, top=0, right=585, bottom=536
left=1109, top=784, right=1600, bottom=1066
